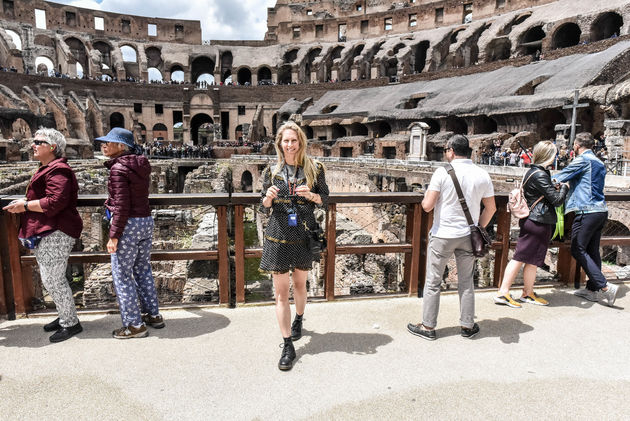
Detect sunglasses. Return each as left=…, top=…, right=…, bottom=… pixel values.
left=32, top=140, right=50, bottom=146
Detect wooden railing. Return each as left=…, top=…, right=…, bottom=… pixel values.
left=2, top=192, right=630, bottom=319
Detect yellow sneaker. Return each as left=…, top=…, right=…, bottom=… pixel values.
left=518, top=293, right=549, bottom=306
left=493, top=294, right=522, bottom=308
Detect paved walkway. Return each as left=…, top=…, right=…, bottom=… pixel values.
left=1, top=285, right=629, bottom=421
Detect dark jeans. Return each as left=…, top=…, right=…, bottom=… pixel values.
left=571, top=211, right=608, bottom=291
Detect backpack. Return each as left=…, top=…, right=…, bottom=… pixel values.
left=508, top=170, right=544, bottom=219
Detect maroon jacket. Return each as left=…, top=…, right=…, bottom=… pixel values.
left=19, top=158, right=83, bottom=239
left=104, top=153, right=152, bottom=239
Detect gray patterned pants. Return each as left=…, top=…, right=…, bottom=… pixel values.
left=34, top=230, right=79, bottom=328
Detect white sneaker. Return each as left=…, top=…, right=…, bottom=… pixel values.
left=601, top=282, right=619, bottom=307
left=574, top=288, right=599, bottom=302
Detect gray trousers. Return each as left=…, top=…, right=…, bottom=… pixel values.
left=422, top=235, right=475, bottom=329
left=34, top=230, right=79, bottom=328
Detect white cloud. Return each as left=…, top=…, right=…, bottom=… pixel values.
left=56, top=0, right=277, bottom=40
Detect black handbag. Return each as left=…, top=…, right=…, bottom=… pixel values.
left=309, top=223, right=326, bottom=262
left=445, top=164, right=491, bottom=258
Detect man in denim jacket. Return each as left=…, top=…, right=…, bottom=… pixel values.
left=554, top=132, right=618, bottom=306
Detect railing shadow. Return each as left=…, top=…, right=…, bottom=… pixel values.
left=0, top=309, right=230, bottom=348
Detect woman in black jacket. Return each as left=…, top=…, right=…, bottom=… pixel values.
left=495, top=141, right=569, bottom=307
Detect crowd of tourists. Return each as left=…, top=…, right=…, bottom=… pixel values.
left=479, top=138, right=609, bottom=168
left=1, top=127, right=619, bottom=373
left=140, top=140, right=264, bottom=159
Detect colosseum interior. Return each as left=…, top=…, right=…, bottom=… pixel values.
left=2, top=0, right=630, bottom=305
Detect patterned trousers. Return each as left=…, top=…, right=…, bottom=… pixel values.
left=34, top=230, right=79, bottom=328
left=111, top=216, right=160, bottom=327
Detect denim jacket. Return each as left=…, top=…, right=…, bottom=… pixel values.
left=553, top=150, right=607, bottom=214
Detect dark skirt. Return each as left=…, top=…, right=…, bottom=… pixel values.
left=512, top=218, right=554, bottom=267
left=259, top=236, right=312, bottom=273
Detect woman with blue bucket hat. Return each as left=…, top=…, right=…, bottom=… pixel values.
left=96, top=127, right=165, bottom=338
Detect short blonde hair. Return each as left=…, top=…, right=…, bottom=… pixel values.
left=532, top=140, right=557, bottom=168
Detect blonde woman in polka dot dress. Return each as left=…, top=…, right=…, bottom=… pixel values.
left=260, top=121, right=329, bottom=371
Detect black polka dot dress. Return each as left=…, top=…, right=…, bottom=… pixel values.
left=259, top=162, right=329, bottom=273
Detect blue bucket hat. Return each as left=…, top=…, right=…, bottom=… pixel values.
left=95, top=127, right=135, bottom=148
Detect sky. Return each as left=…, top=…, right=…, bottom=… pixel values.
left=52, top=0, right=278, bottom=41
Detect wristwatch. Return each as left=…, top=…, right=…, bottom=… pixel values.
left=24, top=200, right=28, bottom=211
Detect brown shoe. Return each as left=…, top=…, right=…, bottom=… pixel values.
left=112, top=325, right=148, bottom=339
left=142, top=313, right=165, bottom=329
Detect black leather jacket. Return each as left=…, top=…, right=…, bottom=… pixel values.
left=523, top=165, right=569, bottom=225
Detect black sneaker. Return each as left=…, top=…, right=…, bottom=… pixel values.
left=407, top=323, right=436, bottom=341
left=278, top=338, right=296, bottom=371
left=43, top=317, right=61, bottom=332
left=461, top=323, right=480, bottom=339
left=290, top=316, right=302, bottom=341
left=49, top=322, right=83, bottom=343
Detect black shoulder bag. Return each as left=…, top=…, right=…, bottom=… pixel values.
left=445, top=164, right=491, bottom=258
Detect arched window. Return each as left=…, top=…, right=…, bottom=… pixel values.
left=121, top=45, right=137, bottom=63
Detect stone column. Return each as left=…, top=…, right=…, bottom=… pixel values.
left=604, top=119, right=630, bottom=161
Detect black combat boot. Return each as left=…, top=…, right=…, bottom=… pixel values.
left=291, top=313, right=303, bottom=341
left=278, top=337, right=296, bottom=371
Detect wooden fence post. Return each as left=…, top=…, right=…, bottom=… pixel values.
left=234, top=205, right=245, bottom=304
left=493, top=198, right=511, bottom=288
left=405, top=203, right=421, bottom=296
left=217, top=205, right=230, bottom=305
left=2, top=213, right=30, bottom=315
left=417, top=209, right=432, bottom=296
left=324, top=203, right=336, bottom=301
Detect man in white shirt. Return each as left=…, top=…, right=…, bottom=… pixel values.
left=408, top=135, right=496, bottom=340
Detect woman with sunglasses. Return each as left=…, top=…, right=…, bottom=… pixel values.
left=96, top=127, right=164, bottom=339
left=260, top=121, right=329, bottom=371
left=2, top=128, right=83, bottom=343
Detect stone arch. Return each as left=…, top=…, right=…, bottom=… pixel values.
left=332, top=123, right=346, bottom=139
left=302, top=125, right=313, bottom=139
left=445, top=116, right=468, bottom=135
left=278, top=65, right=292, bottom=84
left=591, top=12, right=623, bottom=42
left=235, top=124, right=243, bottom=140
left=191, top=56, right=215, bottom=83
left=190, top=113, right=214, bottom=145
left=11, top=118, right=31, bottom=141
left=551, top=22, right=581, bottom=49
left=485, top=38, right=511, bottom=62
left=120, top=44, right=138, bottom=62
left=152, top=123, right=168, bottom=141
left=35, top=56, right=55, bottom=75
left=413, top=41, right=429, bottom=73
left=220, top=51, right=233, bottom=82
left=257, top=66, right=272, bottom=83
left=349, top=122, right=368, bottom=136
left=170, top=64, right=185, bottom=82
left=472, top=115, right=498, bottom=134
left=241, top=170, right=253, bottom=192
left=138, top=123, right=147, bottom=142
left=237, top=67, right=252, bottom=85
left=519, top=25, right=546, bottom=56
left=450, top=28, right=466, bottom=44
left=145, top=46, right=163, bottom=69
left=304, top=47, right=322, bottom=83
left=374, top=121, right=391, bottom=138
left=93, top=41, right=113, bottom=70
left=283, top=48, right=299, bottom=63
left=272, top=113, right=278, bottom=136
left=421, top=118, right=440, bottom=134
left=499, top=12, right=532, bottom=36
left=538, top=108, right=565, bottom=140
left=110, top=112, right=125, bottom=129
left=148, top=67, right=163, bottom=82
left=384, top=57, right=398, bottom=80
left=34, top=34, right=55, bottom=48
left=64, top=37, right=89, bottom=76
left=5, top=29, right=21, bottom=50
